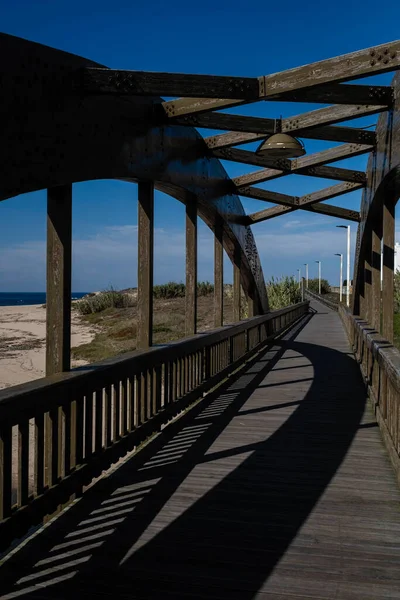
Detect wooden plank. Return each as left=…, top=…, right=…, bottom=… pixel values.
left=82, top=68, right=262, bottom=99
left=137, top=181, right=154, bottom=350
left=263, top=40, right=400, bottom=95
left=371, top=224, right=382, bottom=332
left=382, top=197, right=395, bottom=342
left=282, top=104, right=387, bottom=133
left=247, top=202, right=360, bottom=224
left=162, top=97, right=246, bottom=118
left=233, top=250, right=241, bottom=323
left=239, top=186, right=298, bottom=207
left=214, top=145, right=372, bottom=174
left=205, top=126, right=376, bottom=149
left=0, top=426, right=12, bottom=520
left=298, top=182, right=364, bottom=206
left=185, top=199, right=197, bottom=335
left=214, top=217, right=224, bottom=328
left=276, top=83, right=393, bottom=105
left=235, top=164, right=366, bottom=186
left=46, top=185, right=72, bottom=376
left=233, top=144, right=372, bottom=187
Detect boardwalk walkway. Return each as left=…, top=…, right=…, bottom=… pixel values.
left=1, top=301, right=400, bottom=599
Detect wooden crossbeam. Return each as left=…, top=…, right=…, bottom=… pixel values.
left=234, top=164, right=366, bottom=186
left=239, top=186, right=298, bottom=207
left=179, top=109, right=380, bottom=138
left=215, top=144, right=371, bottom=177
left=239, top=182, right=363, bottom=223
left=82, top=68, right=263, bottom=100
left=246, top=203, right=360, bottom=224
left=298, top=181, right=364, bottom=206
left=263, top=41, right=400, bottom=96
left=274, top=84, right=393, bottom=106
left=281, top=104, right=386, bottom=133
left=205, top=126, right=375, bottom=149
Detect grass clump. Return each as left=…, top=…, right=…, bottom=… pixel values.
left=152, top=281, right=214, bottom=299
left=77, top=288, right=133, bottom=315
left=307, top=277, right=331, bottom=295
left=266, top=276, right=302, bottom=310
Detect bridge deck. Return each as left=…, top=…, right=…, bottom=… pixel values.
left=1, top=301, right=400, bottom=599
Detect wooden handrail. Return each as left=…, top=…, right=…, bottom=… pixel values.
left=0, top=301, right=309, bottom=551
left=339, top=304, right=400, bottom=485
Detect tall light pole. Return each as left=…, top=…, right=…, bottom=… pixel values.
left=297, top=268, right=301, bottom=288
left=315, top=260, right=321, bottom=295
left=335, top=253, right=343, bottom=302
left=337, top=225, right=351, bottom=307
left=304, top=263, right=308, bottom=288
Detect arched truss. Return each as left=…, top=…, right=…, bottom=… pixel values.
left=2, top=33, right=400, bottom=330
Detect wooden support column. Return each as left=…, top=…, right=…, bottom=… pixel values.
left=382, top=196, right=395, bottom=342
left=185, top=199, right=197, bottom=335
left=214, top=218, right=223, bottom=328
left=233, top=248, right=241, bottom=323
left=137, top=181, right=154, bottom=349
left=46, top=185, right=72, bottom=375
left=363, top=241, right=373, bottom=325
left=371, top=222, right=382, bottom=332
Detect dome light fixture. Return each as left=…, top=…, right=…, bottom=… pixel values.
left=256, top=118, right=306, bottom=159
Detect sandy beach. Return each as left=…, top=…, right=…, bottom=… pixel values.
left=0, top=304, right=96, bottom=390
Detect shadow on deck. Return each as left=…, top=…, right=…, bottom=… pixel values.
left=1, top=303, right=400, bottom=599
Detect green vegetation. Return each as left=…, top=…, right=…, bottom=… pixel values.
left=153, top=281, right=214, bottom=299
left=307, top=277, right=331, bottom=295
left=266, top=276, right=302, bottom=310
left=76, top=288, right=133, bottom=315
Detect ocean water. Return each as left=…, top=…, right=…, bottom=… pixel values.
left=0, top=292, right=88, bottom=307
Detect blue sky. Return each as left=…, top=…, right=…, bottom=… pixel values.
left=0, top=0, right=399, bottom=291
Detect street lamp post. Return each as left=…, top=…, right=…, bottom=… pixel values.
left=335, top=253, right=343, bottom=302
left=337, top=225, right=351, bottom=307
left=297, top=268, right=301, bottom=288
left=304, top=263, right=308, bottom=288
left=315, top=261, right=321, bottom=295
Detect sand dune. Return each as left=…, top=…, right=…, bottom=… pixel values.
left=0, top=304, right=96, bottom=390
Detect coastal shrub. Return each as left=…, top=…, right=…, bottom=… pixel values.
left=266, top=276, right=302, bottom=310
left=77, top=288, right=128, bottom=315
left=394, top=271, right=400, bottom=313
left=307, top=277, right=331, bottom=295
left=152, top=281, right=214, bottom=299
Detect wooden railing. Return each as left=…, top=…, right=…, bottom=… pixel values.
left=0, top=301, right=309, bottom=551
left=339, top=304, right=400, bottom=484
left=305, top=288, right=338, bottom=311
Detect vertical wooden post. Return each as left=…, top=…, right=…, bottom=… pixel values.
left=137, top=181, right=154, bottom=350
left=46, top=185, right=72, bottom=375
left=214, top=218, right=223, bottom=328
left=233, top=248, right=241, bottom=323
left=371, top=222, right=382, bottom=332
left=382, top=196, right=395, bottom=342
left=185, top=199, right=197, bottom=335
left=363, top=245, right=373, bottom=324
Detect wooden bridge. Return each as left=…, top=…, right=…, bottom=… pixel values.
left=1, top=33, right=400, bottom=598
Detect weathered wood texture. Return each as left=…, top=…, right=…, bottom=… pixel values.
left=137, top=181, right=154, bottom=349
left=382, top=197, right=395, bottom=342
left=233, top=249, right=241, bottom=323
left=205, top=126, right=375, bottom=150
left=185, top=200, right=198, bottom=335
left=46, top=185, right=72, bottom=376
left=2, top=302, right=400, bottom=599
left=214, top=218, right=223, bottom=328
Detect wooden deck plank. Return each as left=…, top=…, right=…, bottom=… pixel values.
left=1, top=301, right=400, bottom=599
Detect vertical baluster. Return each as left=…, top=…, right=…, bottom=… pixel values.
left=139, top=371, right=146, bottom=424
left=163, top=362, right=169, bottom=408
left=76, top=396, right=84, bottom=465
left=105, top=386, right=112, bottom=447
left=48, top=406, right=59, bottom=486
left=120, top=380, right=127, bottom=437
left=17, top=420, right=29, bottom=507
left=64, top=401, right=71, bottom=477
left=114, top=382, right=120, bottom=442
left=34, top=413, right=45, bottom=497
left=155, top=366, right=162, bottom=413
left=85, top=393, right=94, bottom=459
left=94, top=390, right=103, bottom=453
left=0, top=425, right=12, bottom=520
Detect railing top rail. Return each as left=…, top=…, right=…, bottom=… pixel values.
left=0, top=302, right=308, bottom=417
